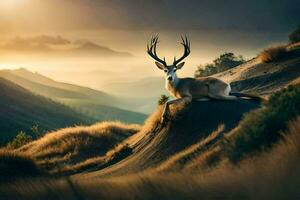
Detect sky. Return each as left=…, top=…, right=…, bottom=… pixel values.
left=0, top=0, right=299, bottom=88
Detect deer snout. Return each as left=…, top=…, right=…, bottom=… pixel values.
left=167, top=76, right=173, bottom=81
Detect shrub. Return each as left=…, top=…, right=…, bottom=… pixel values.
left=31, top=125, right=41, bottom=139
left=158, top=95, right=169, bottom=105
left=7, top=131, right=32, bottom=149
left=195, top=52, right=245, bottom=77
left=258, top=45, right=289, bottom=63
left=289, top=26, right=300, bottom=44
left=226, top=84, right=300, bottom=163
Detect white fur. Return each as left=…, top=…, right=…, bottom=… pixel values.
left=224, top=84, right=231, bottom=96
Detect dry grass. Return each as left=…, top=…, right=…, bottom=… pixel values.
left=258, top=45, right=290, bottom=63
left=17, top=121, right=140, bottom=174
left=156, top=125, right=225, bottom=172
left=2, top=117, right=300, bottom=199
left=124, top=102, right=187, bottom=147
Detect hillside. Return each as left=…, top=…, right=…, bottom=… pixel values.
left=0, top=78, right=92, bottom=144
left=213, top=48, right=300, bottom=95
left=80, top=99, right=261, bottom=178
left=1, top=84, right=300, bottom=200
left=14, top=98, right=259, bottom=176
left=0, top=68, right=147, bottom=123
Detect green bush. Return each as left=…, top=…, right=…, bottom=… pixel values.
left=195, top=52, right=245, bottom=77
left=7, top=131, right=32, bottom=149
left=227, top=84, right=300, bottom=163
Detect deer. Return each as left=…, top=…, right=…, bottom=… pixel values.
left=147, top=35, right=251, bottom=125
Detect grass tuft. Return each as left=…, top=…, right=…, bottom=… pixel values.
left=258, top=45, right=289, bottom=63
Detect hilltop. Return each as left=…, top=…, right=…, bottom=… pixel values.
left=80, top=98, right=260, bottom=178
left=12, top=98, right=259, bottom=176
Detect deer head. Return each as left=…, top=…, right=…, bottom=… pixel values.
left=147, top=35, right=190, bottom=82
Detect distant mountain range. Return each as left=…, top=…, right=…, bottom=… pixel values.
left=0, top=68, right=147, bottom=125
left=0, top=78, right=92, bottom=144
left=0, top=35, right=133, bottom=57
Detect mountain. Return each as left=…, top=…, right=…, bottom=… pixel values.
left=0, top=78, right=92, bottom=144
left=0, top=68, right=147, bottom=124
left=72, top=40, right=132, bottom=57
left=79, top=99, right=261, bottom=178
left=0, top=35, right=133, bottom=57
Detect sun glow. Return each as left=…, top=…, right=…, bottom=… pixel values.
left=0, top=0, right=25, bottom=9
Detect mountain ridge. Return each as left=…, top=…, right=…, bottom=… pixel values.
left=0, top=78, right=92, bottom=143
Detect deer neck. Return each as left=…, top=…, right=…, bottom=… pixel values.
left=165, top=74, right=180, bottom=96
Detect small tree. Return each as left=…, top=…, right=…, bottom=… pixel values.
left=8, top=131, right=32, bottom=149
left=289, top=26, right=300, bottom=44
left=195, top=52, right=245, bottom=77
left=31, top=125, right=41, bottom=139
left=213, top=52, right=245, bottom=72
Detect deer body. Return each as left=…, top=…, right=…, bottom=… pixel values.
left=147, top=35, right=237, bottom=124
left=165, top=76, right=233, bottom=100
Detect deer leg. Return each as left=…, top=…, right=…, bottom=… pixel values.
left=161, top=99, right=180, bottom=123
left=161, top=96, right=192, bottom=125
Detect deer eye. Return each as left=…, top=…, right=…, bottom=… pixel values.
left=164, top=69, right=168, bottom=72
left=174, top=68, right=177, bottom=72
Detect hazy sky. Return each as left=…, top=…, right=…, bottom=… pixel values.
left=1, top=0, right=298, bottom=31
left=0, top=0, right=299, bottom=87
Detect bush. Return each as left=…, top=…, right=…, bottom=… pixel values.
left=258, top=45, right=289, bottom=63
left=226, top=84, right=300, bottom=163
left=289, top=26, right=300, bottom=44
left=7, top=131, right=32, bottom=149
left=195, top=52, right=245, bottom=77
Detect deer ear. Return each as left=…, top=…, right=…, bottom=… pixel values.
left=155, top=62, right=165, bottom=70
left=176, top=62, right=185, bottom=69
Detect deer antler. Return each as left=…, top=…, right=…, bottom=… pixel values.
left=173, top=35, right=191, bottom=66
left=147, top=35, right=167, bottom=67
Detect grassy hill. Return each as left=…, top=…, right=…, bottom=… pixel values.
left=213, top=45, right=300, bottom=96
left=0, top=68, right=147, bottom=123
left=0, top=78, right=92, bottom=144
left=0, top=84, right=300, bottom=199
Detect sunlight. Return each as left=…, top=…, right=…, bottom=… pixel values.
left=0, top=0, right=26, bottom=9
